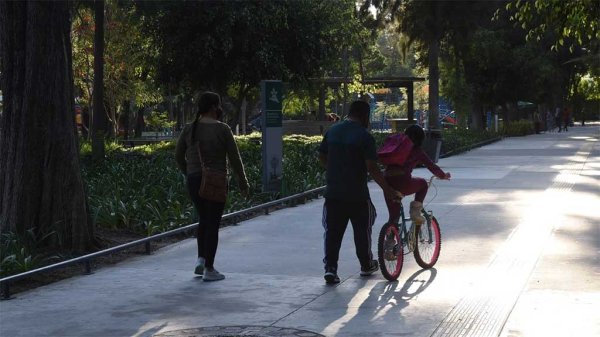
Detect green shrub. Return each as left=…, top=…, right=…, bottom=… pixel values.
left=80, top=133, right=325, bottom=235
left=145, top=111, right=176, bottom=131
left=371, top=128, right=500, bottom=156
left=81, top=150, right=193, bottom=235
left=441, top=129, right=500, bottom=154
left=502, top=120, right=534, bottom=137
left=0, top=229, right=60, bottom=277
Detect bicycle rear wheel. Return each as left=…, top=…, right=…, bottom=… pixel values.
left=413, top=215, right=441, bottom=269
left=377, top=222, right=404, bottom=281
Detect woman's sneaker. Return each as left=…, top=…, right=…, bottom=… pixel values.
left=203, top=268, right=225, bottom=282
left=360, top=260, right=379, bottom=276
left=194, top=257, right=205, bottom=275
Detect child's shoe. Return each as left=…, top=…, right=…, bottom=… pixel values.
left=409, top=201, right=425, bottom=225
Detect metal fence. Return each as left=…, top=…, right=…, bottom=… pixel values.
left=0, top=186, right=326, bottom=299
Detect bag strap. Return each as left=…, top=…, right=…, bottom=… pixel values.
left=194, top=116, right=206, bottom=170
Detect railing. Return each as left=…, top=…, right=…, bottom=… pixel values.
left=0, top=186, right=326, bottom=300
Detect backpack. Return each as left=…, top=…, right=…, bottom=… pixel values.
left=377, top=133, right=413, bottom=166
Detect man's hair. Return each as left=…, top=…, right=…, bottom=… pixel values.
left=348, top=100, right=370, bottom=118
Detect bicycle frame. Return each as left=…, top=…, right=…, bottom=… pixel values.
left=378, top=175, right=442, bottom=280
left=394, top=203, right=433, bottom=253
left=394, top=176, right=437, bottom=253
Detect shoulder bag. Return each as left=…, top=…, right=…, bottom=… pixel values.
left=196, top=139, right=228, bottom=203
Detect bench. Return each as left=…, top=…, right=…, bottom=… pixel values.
left=118, top=131, right=180, bottom=148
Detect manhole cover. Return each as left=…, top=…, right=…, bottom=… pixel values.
left=153, top=325, right=325, bottom=337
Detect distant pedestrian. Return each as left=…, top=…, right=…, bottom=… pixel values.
left=562, top=107, right=570, bottom=132
left=318, top=100, right=401, bottom=284
left=545, top=110, right=554, bottom=132
left=555, top=107, right=562, bottom=132
left=176, top=91, right=249, bottom=281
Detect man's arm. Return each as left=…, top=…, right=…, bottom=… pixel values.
left=318, top=152, right=328, bottom=168
left=366, top=160, right=401, bottom=200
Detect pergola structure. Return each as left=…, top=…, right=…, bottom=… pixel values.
left=312, top=76, right=426, bottom=122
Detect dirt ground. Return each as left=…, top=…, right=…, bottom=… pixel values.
left=6, top=228, right=189, bottom=296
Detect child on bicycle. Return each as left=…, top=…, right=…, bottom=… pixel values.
left=383, top=125, right=451, bottom=225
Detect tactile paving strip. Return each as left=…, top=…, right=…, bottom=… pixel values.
left=430, top=146, right=592, bottom=337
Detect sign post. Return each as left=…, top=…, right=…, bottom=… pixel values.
left=261, top=80, right=283, bottom=192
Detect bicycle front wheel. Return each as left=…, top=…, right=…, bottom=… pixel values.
left=377, top=222, right=404, bottom=281
left=413, top=215, right=441, bottom=269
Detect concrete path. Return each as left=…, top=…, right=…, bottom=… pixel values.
left=1, top=125, right=598, bottom=337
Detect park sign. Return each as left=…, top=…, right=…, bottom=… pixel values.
left=261, top=80, right=283, bottom=192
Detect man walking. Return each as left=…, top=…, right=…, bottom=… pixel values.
left=318, top=100, right=401, bottom=284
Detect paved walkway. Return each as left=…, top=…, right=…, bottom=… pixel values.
left=1, top=125, right=598, bottom=337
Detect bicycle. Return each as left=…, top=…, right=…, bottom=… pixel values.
left=377, top=176, right=442, bottom=281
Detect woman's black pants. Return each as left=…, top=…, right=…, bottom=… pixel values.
left=186, top=172, right=225, bottom=269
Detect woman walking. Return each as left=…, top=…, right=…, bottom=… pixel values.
left=176, top=92, right=249, bottom=281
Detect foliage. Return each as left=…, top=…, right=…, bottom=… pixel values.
left=348, top=74, right=381, bottom=97
left=441, top=129, right=500, bottom=154
left=81, top=152, right=191, bottom=235
left=282, top=92, right=314, bottom=120
left=374, top=101, right=406, bottom=120
left=371, top=128, right=501, bottom=154
left=72, top=0, right=161, bottom=135
left=0, top=230, right=60, bottom=277
left=502, top=119, right=534, bottom=137
left=369, top=23, right=416, bottom=77
left=577, top=73, right=600, bottom=100
left=135, top=2, right=363, bottom=88
left=79, top=134, right=325, bottom=235
left=144, top=111, right=176, bottom=131
left=281, top=88, right=338, bottom=120
left=504, top=0, right=600, bottom=52
left=281, top=135, right=325, bottom=195
left=133, top=0, right=376, bottom=129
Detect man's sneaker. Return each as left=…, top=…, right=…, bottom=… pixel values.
left=194, top=257, right=205, bottom=275
left=324, top=267, right=340, bottom=284
left=360, top=260, right=379, bottom=276
left=203, top=268, right=225, bottom=281
left=324, top=271, right=340, bottom=284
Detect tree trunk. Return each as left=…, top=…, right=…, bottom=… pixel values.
left=0, top=1, right=95, bottom=251
left=175, top=101, right=184, bottom=130
left=318, top=84, right=326, bottom=121
left=134, top=106, right=145, bottom=138
left=506, top=101, right=519, bottom=123
left=427, top=3, right=442, bottom=131
left=470, top=101, right=484, bottom=130
left=122, top=100, right=130, bottom=140
left=91, top=0, right=106, bottom=161
left=427, top=38, right=440, bottom=130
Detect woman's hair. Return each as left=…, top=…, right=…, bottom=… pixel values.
left=192, top=91, right=221, bottom=141
left=404, top=124, right=425, bottom=147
